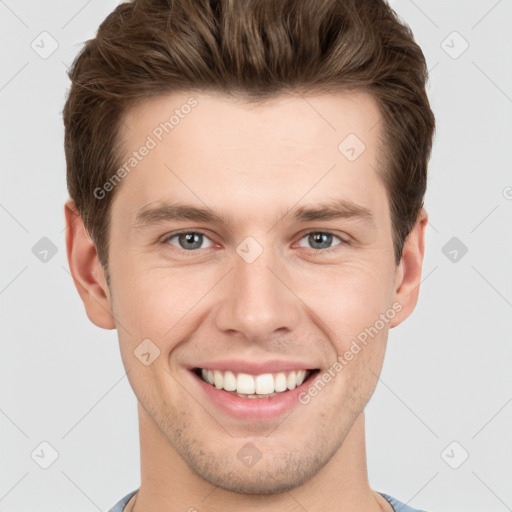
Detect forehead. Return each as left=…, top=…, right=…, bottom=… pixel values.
left=120, top=89, right=383, bottom=154
left=113, top=90, right=388, bottom=226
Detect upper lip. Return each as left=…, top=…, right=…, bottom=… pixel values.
left=190, top=359, right=319, bottom=374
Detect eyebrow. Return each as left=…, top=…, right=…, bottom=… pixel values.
left=132, top=198, right=375, bottom=231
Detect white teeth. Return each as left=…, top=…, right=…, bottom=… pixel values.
left=198, top=368, right=312, bottom=395
left=296, top=370, right=307, bottom=386
left=255, top=373, right=274, bottom=394
left=223, top=370, right=237, bottom=391
left=213, top=369, right=223, bottom=389
left=237, top=373, right=255, bottom=394
left=274, top=372, right=287, bottom=392
left=287, top=371, right=297, bottom=390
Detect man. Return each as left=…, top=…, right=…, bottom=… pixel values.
left=63, top=0, right=435, bottom=510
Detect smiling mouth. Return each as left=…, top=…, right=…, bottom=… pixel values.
left=193, top=367, right=320, bottom=398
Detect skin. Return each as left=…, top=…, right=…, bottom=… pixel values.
left=65, top=90, right=427, bottom=512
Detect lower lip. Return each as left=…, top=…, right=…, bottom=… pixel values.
left=190, top=370, right=318, bottom=421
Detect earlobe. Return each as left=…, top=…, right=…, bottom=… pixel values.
left=390, top=209, right=428, bottom=328
left=64, top=199, right=116, bottom=330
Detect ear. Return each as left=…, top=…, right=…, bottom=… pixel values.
left=64, top=199, right=116, bottom=329
left=390, top=208, right=428, bottom=328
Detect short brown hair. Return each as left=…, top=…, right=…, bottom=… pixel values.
left=63, top=0, right=435, bottom=273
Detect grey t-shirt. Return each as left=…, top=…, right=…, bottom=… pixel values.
left=107, top=490, right=430, bottom=511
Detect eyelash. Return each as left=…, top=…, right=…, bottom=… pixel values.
left=161, top=230, right=348, bottom=255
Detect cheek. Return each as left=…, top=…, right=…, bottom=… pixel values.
left=299, top=258, right=396, bottom=342
left=325, top=265, right=394, bottom=398
left=111, top=262, right=220, bottom=347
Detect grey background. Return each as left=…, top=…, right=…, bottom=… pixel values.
left=1, top=1, right=511, bottom=510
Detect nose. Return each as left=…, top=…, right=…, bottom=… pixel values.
left=213, top=243, right=301, bottom=344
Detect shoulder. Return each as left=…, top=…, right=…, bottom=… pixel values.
left=379, top=492, right=431, bottom=512
left=107, top=490, right=138, bottom=512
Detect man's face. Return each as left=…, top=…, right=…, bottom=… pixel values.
left=105, top=90, right=405, bottom=493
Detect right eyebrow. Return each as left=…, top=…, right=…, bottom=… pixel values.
left=133, top=203, right=227, bottom=230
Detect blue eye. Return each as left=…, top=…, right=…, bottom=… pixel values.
left=164, top=232, right=213, bottom=251
left=298, top=232, right=343, bottom=251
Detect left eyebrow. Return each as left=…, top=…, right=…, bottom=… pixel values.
left=132, top=198, right=376, bottom=231
left=290, top=199, right=375, bottom=227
